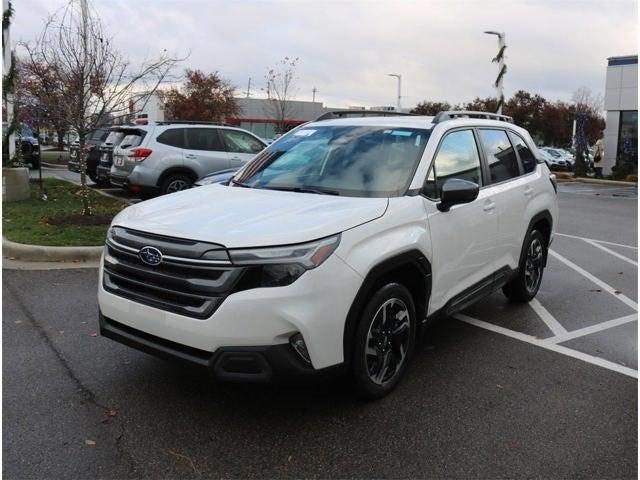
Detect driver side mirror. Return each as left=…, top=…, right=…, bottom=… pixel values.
left=437, top=178, right=479, bottom=212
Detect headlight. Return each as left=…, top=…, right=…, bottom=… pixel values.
left=194, top=178, right=215, bottom=187
left=229, top=235, right=341, bottom=289
left=228, top=234, right=341, bottom=269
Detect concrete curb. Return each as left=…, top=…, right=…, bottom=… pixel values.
left=41, top=162, right=67, bottom=169
left=556, top=177, right=637, bottom=187
left=3, top=237, right=103, bottom=263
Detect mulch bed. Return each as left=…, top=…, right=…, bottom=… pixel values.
left=43, top=213, right=113, bottom=226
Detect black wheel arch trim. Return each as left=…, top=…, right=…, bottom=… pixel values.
left=157, top=167, right=198, bottom=187
left=521, top=210, right=553, bottom=267
left=343, top=249, right=432, bottom=365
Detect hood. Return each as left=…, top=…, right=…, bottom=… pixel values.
left=112, top=184, right=388, bottom=248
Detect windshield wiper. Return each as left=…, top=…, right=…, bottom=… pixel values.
left=262, top=185, right=340, bottom=196
left=230, top=178, right=252, bottom=188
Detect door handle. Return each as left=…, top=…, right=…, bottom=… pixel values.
left=185, top=154, right=197, bottom=160
left=231, top=156, right=242, bottom=161
left=524, top=186, right=534, bottom=197
left=483, top=201, right=496, bottom=212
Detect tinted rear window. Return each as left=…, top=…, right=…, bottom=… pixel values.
left=478, top=129, right=520, bottom=184
left=509, top=132, right=537, bottom=174
left=185, top=128, right=224, bottom=151
left=104, top=131, right=125, bottom=146
left=157, top=128, right=185, bottom=148
left=91, top=129, right=110, bottom=141
left=119, top=134, right=143, bottom=149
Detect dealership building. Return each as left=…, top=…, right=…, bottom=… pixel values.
left=602, top=55, right=638, bottom=175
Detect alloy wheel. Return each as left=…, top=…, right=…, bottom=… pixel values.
left=524, top=237, right=544, bottom=292
left=166, top=179, right=190, bottom=193
left=365, top=298, right=411, bottom=385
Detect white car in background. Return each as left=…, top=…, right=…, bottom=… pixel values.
left=539, top=147, right=573, bottom=171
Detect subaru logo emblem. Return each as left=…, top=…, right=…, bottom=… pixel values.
left=139, top=246, right=163, bottom=266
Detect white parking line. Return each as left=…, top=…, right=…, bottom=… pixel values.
left=529, top=298, right=567, bottom=335
left=546, top=314, right=638, bottom=345
left=556, top=233, right=638, bottom=250
left=583, top=239, right=638, bottom=266
left=455, top=313, right=638, bottom=379
left=548, top=249, right=638, bottom=311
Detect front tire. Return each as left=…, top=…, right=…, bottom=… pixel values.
left=502, top=229, right=547, bottom=302
left=351, top=283, right=417, bottom=400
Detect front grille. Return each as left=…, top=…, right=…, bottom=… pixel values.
left=103, top=228, right=244, bottom=319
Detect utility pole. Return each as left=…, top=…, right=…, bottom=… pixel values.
left=245, top=77, right=252, bottom=98
left=484, top=31, right=506, bottom=114
left=312, top=87, right=317, bottom=103
left=387, top=73, right=402, bottom=111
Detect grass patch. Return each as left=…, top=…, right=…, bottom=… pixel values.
left=3, top=178, right=128, bottom=246
left=41, top=150, right=70, bottom=164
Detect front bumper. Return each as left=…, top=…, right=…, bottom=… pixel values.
left=98, top=252, right=363, bottom=370
left=100, top=313, right=345, bottom=384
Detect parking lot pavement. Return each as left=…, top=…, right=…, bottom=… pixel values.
left=3, top=182, right=637, bottom=479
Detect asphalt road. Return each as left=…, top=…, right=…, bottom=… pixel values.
left=3, top=182, right=637, bottom=479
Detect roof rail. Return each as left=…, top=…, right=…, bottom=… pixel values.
left=314, top=110, right=417, bottom=121
left=432, top=111, right=514, bottom=124
left=154, top=120, right=235, bottom=127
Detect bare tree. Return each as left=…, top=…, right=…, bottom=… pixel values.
left=21, top=0, right=182, bottom=215
left=572, top=86, right=603, bottom=114
left=572, top=86, right=603, bottom=177
left=16, top=59, right=71, bottom=150
left=263, top=56, right=299, bottom=134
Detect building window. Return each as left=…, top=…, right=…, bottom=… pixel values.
left=617, top=111, right=638, bottom=167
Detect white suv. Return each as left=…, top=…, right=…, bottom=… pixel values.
left=98, top=111, right=558, bottom=399
left=109, top=121, right=266, bottom=197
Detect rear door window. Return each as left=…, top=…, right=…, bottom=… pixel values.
left=156, top=128, right=186, bottom=148
left=185, top=128, right=225, bottom=151
left=508, top=132, right=537, bottom=174
left=220, top=130, right=265, bottom=154
left=478, top=129, right=521, bottom=183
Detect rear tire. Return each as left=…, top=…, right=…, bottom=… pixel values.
left=351, top=283, right=416, bottom=400
left=160, top=174, right=193, bottom=195
left=502, top=229, right=547, bottom=303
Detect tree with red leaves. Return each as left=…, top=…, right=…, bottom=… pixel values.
left=161, top=69, right=238, bottom=122
left=410, top=101, right=451, bottom=116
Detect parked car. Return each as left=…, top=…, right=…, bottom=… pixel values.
left=539, top=147, right=572, bottom=171
left=19, top=124, right=41, bottom=169
left=98, top=110, right=558, bottom=399
left=1, top=123, right=41, bottom=169
left=193, top=167, right=240, bottom=187
left=96, top=127, right=147, bottom=186
left=108, top=121, right=267, bottom=197
left=68, top=127, right=111, bottom=183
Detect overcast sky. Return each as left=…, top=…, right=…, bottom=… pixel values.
left=10, top=0, right=638, bottom=109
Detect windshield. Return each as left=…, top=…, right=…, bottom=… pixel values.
left=233, top=125, right=430, bottom=197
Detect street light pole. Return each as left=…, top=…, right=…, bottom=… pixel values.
left=484, top=31, right=506, bottom=114
left=387, top=73, right=402, bottom=112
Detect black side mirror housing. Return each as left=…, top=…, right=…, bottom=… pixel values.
left=437, top=178, right=479, bottom=212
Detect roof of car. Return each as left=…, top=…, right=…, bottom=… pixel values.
left=306, top=115, right=521, bottom=131
left=307, top=115, right=435, bottom=128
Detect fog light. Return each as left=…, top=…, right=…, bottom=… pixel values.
left=290, top=333, right=311, bottom=364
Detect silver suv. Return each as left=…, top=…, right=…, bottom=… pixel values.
left=109, top=121, right=267, bottom=197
